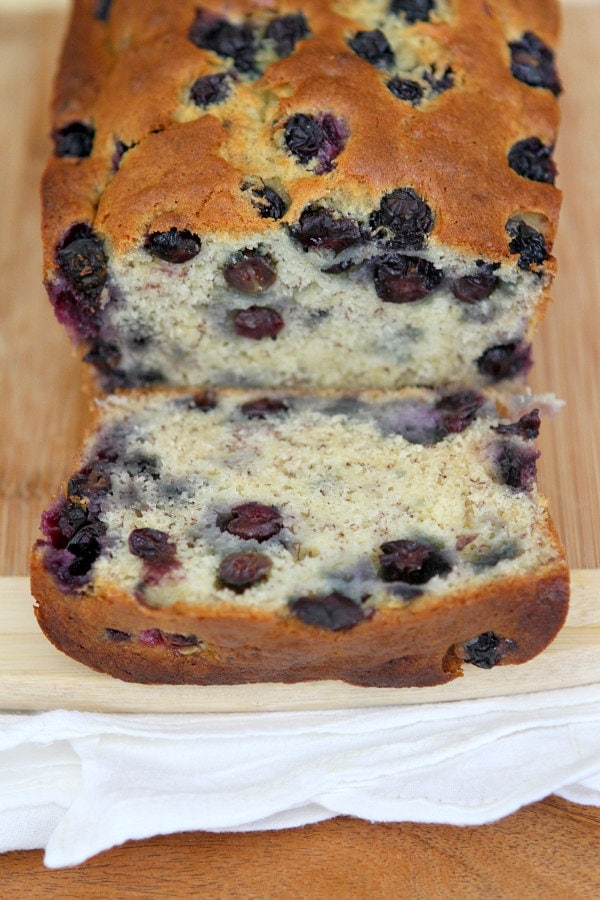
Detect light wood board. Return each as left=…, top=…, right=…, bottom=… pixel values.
left=1, top=571, right=598, bottom=713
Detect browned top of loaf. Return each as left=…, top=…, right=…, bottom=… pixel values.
left=42, top=0, right=562, bottom=271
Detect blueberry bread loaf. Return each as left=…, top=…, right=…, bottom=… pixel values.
left=43, top=0, right=562, bottom=392
left=31, top=388, right=568, bottom=686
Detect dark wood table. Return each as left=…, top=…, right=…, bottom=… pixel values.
left=1, top=7, right=598, bottom=895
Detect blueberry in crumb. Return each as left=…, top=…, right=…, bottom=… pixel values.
left=290, top=206, right=365, bottom=255
left=53, top=122, right=95, bottom=158
left=190, top=72, right=232, bottom=107
left=348, top=30, right=394, bottom=69
left=387, top=77, right=424, bottom=106
left=452, top=264, right=499, bottom=303
left=266, top=13, right=310, bottom=58
left=220, top=502, right=283, bottom=542
left=379, top=539, right=451, bottom=584
left=145, top=228, right=202, bottom=264
left=283, top=113, right=348, bottom=173
left=219, top=551, right=272, bottom=590
left=477, top=341, right=533, bottom=381
left=188, top=10, right=257, bottom=74
left=370, top=188, right=433, bottom=250
left=435, top=390, right=485, bottom=436
left=457, top=632, right=517, bottom=669
left=105, top=628, right=131, bottom=642
left=493, top=409, right=540, bottom=440
left=373, top=255, right=443, bottom=303
left=56, top=225, right=107, bottom=294
left=506, top=219, right=548, bottom=271
left=240, top=397, right=289, bottom=418
left=233, top=306, right=284, bottom=339
left=129, top=527, right=180, bottom=583
left=242, top=180, right=288, bottom=219
left=509, top=32, right=562, bottom=96
left=494, top=442, right=540, bottom=491
left=508, top=138, right=557, bottom=184
left=423, top=66, right=454, bottom=94
left=388, top=0, right=434, bottom=23
left=289, top=592, right=373, bottom=631
left=224, top=250, right=277, bottom=294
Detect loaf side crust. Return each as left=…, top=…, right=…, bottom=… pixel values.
left=31, top=552, right=569, bottom=686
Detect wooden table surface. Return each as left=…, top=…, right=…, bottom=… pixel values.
left=0, top=6, right=598, bottom=896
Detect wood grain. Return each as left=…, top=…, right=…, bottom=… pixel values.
left=0, top=5, right=598, bottom=890
left=1, top=571, right=598, bottom=712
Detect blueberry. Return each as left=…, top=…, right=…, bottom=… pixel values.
left=508, top=138, right=557, bottom=184
left=284, top=113, right=348, bottom=173
left=44, top=547, right=93, bottom=592
left=379, top=540, right=451, bottom=584
left=509, top=32, right=562, bottom=96
left=144, top=228, right=202, bottom=263
left=389, top=0, right=434, bottom=23
left=224, top=250, right=277, bottom=294
left=373, top=255, right=443, bottom=303
left=218, top=551, right=272, bottom=590
left=129, top=527, right=175, bottom=562
left=493, top=409, right=540, bottom=440
left=242, top=181, right=288, bottom=219
left=435, top=390, right=485, bottom=436
left=423, top=66, right=454, bottom=94
left=290, top=206, right=365, bottom=254
left=105, top=628, right=131, bottom=642
left=494, top=442, right=540, bottom=491
left=67, top=463, right=112, bottom=498
left=266, top=13, right=310, bottom=58
left=380, top=391, right=483, bottom=444
left=233, top=306, right=284, bottom=339
left=348, top=30, right=394, bottom=69
left=190, top=73, right=232, bottom=107
left=477, top=341, right=533, bottom=381
left=41, top=497, right=87, bottom=549
left=459, top=632, right=517, bottom=669
left=240, top=397, right=289, bottom=419
left=53, top=122, right=95, bottom=158
left=56, top=225, right=107, bottom=294
left=289, top=592, right=373, bottom=631
left=94, top=0, right=113, bottom=20
left=188, top=10, right=257, bottom=74
left=129, top=527, right=179, bottom=584
left=506, top=219, right=548, bottom=271
left=387, top=77, right=424, bottom=106
left=65, top=523, right=105, bottom=575
left=220, top=502, right=282, bottom=542
left=452, top=265, right=499, bottom=303
left=284, top=113, right=326, bottom=163
left=370, top=188, right=433, bottom=250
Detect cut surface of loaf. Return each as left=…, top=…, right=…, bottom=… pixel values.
left=42, top=0, right=562, bottom=391
left=31, top=388, right=568, bottom=686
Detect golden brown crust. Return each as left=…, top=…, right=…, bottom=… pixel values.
left=42, top=0, right=562, bottom=276
left=30, top=550, right=569, bottom=687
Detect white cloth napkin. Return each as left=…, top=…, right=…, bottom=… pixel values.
left=1, top=683, right=599, bottom=869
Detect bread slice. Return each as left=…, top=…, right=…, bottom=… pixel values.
left=31, top=387, right=568, bottom=686
left=42, top=0, right=561, bottom=391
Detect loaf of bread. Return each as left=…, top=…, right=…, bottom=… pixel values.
left=31, top=388, right=568, bottom=686
left=42, top=0, right=562, bottom=392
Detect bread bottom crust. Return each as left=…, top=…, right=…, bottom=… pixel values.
left=31, top=553, right=569, bottom=687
